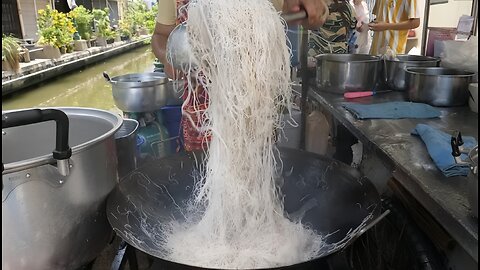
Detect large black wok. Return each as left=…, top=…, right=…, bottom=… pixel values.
left=107, top=148, right=382, bottom=269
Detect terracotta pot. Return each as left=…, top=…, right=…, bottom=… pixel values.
left=96, top=37, right=107, bottom=47
left=74, top=40, right=88, bottom=51
left=42, top=45, right=62, bottom=59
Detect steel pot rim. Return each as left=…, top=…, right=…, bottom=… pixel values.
left=315, top=53, right=381, bottom=63
left=2, top=107, right=123, bottom=173
left=385, top=55, right=440, bottom=63
left=109, top=73, right=169, bottom=88
left=405, top=67, right=476, bottom=78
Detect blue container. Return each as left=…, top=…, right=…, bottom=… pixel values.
left=160, top=106, right=183, bottom=152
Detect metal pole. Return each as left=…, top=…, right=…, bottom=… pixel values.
left=34, top=0, right=38, bottom=20
left=299, top=26, right=308, bottom=150
left=471, top=0, right=478, bottom=36
left=420, top=0, right=430, bottom=55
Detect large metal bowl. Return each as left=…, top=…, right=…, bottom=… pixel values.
left=107, top=73, right=183, bottom=113
left=315, top=54, right=381, bottom=94
left=384, top=55, right=440, bottom=91
left=406, top=67, right=476, bottom=107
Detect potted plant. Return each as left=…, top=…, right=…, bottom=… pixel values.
left=118, top=18, right=133, bottom=41
left=69, top=5, right=93, bottom=51
left=145, top=3, right=157, bottom=35
left=92, top=8, right=113, bottom=47
left=2, top=35, right=21, bottom=73
left=37, top=5, right=76, bottom=58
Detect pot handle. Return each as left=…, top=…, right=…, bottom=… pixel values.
left=2, top=109, right=72, bottom=181
left=103, top=71, right=116, bottom=84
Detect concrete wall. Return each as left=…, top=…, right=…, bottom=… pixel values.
left=17, top=0, right=49, bottom=41
left=428, top=0, right=473, bottom=27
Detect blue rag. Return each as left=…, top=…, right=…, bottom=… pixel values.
left=342, top=102, right=441, bottom=119
left=411, top=124, right=477, bottom=177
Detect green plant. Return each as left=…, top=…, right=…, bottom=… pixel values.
left=37, top=5, right=76, bottom=49
left=2, top=35, right=21, bottom=72
left=92, top=8, right=114, bottom=38
left=121, top=0, right=157, bottom=36
left=118, top=19, right=132, bottom=38
left=69, top=5, right=94, bottom=40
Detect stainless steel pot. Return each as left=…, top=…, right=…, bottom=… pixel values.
left=467, top=146, right=478, bottom=217
left=2, top=107, right=123, bottom=270
left=384, top=55, right=440, bottom=91
left=114, top=119, right=139, bottom=179
left=104, top=72, right=183, bottom=113
left=406, top=67, right=476, bottom=107
left=315, top=54, right=381, bottom=94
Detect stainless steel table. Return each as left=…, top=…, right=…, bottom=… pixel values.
left=308, top=88, right=478, bottom=262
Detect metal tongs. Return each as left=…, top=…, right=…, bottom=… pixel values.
left=166, top=10, right=307, bottom=69
left=451, top=131, right=472, bottom=164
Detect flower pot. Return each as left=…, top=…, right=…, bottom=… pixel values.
left=107, top=38, right=114, bottom=45
left=120, top=36, right=130, bottom=42
left=60, top=46, right=67, bottom=54
left=139, top=28, right=148, bottom=36
left=42, top=45, right=62, bottom=59
left=74, top=40, right=88, bottom=51
left=96, top=37, right=107, bottom=47
left=2, top=60, right=15, bottom=72
left=20, top=49, right=31, bottom=63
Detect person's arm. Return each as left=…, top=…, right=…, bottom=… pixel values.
left=151, top=0, right=178, bottom=79
left=152, top=22, right=177, bottom=78
left=369, top=0, right=420, bottom=31
left=283, top=0, right=330, bottom=29
left=368, top=18, right=420, bottom=31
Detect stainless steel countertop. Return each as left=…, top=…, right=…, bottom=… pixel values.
left=307, top=87, right=478, bottom=262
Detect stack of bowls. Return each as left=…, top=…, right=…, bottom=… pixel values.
left=384, top=55, right=440, bottom=91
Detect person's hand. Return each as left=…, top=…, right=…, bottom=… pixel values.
left=358, top=21, right=369, bottom=32
left=368, top=21, right=389, bottom=31
left=283, top=0, right=329, bottom=29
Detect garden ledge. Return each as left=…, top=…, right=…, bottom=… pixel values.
left=2, top=36, right=151, bottom=96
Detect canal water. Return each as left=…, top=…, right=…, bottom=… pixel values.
left=2, top=46, right=156, bottom=113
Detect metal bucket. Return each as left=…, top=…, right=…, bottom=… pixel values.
left=384, top=55, right=440, bottom=91
left=115, top=119, right=139, bottom=179
left=315, top=54, right=381, bottom=94
left=2, top=107, right=123, bottom=270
